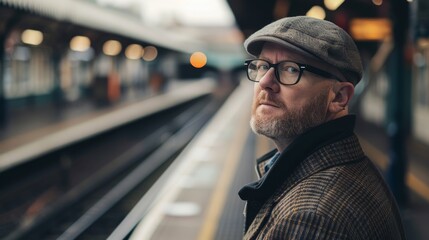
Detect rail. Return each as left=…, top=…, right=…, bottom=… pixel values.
left=4, top=91, right=225, bottom=240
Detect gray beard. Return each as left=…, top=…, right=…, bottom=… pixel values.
left=250, top=91, right=328, bottom=141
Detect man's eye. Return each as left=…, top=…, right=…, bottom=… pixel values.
left=281, top=65, right=299, bottom=74
left=257, top=64, right=269, bottom=71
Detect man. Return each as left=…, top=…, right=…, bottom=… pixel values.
left=239, top=16, right=406, bottom=239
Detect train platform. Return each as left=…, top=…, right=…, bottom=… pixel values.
left=1, top=77, right=428, bottom=239
left=107, top=81, right=429, bottom=240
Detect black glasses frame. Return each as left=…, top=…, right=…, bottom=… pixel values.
left=244, top=59, right=341, bottom=85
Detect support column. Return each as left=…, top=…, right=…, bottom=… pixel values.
left=386, top=0, right=411, bottom=206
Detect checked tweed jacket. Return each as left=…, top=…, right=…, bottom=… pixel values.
left=239, top=116, right=406, bottom=240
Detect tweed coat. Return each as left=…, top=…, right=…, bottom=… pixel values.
left=239, top=116, right=406, bottom=240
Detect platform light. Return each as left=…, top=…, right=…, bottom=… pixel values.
left=372, top=0, right=383, bottom=6
left=142, top=46, right=158, bottom=61
left=21, top=29, right=43, bottom=46
left=125, top=44, right=143, bottom=60
left=70, top=36, right=91, bottom=52
left=306, top=6, right=326, bottom=20
left=350, top=18, right=391, bottom=41
left=103, top=40, right=122, bottom=56
left=324, top=0, right=344, bottom=11
left=190, top=52, right=207, bottom=68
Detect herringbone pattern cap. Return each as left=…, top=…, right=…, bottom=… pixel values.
left=244, top=16, right=363, bottom=85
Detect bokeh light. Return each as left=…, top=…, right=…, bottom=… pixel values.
left=190, top=52, right=207, bottom=68
left=70, top=36, right=91, bottom=52
left=142, top=46, right=158, bottom=61
left=21, top=29, right=43, bottom=46
left=372, top=0, right=383, bottom=6
left=350, top=18, right=391, bottom=41
left=306, top=6, right=326, bottom=19
left=103, top=40, right=122, bottom=56
left=324, top=0, right=345, bottom=11
left=125, top=44, right=143, bottom=60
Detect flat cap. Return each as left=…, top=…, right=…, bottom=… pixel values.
left=244, top=16, right=363, bottom=85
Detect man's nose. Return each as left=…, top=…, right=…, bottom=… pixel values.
left=258, top=68, right=280, bottom=92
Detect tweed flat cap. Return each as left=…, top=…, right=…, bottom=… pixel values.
left=244, top=16, right=363, bottom=85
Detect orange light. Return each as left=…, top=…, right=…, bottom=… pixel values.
left=350, top=18, right=392, bottom=41
left=372, top=0, right=383, bottom=6
left=190, top=52, right=207, bottom=68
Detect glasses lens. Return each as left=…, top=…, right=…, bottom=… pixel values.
left=278, top=61, right=300, bottom=85
left=247, top=60, right=269, bottom=81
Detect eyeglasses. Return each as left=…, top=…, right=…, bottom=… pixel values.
left=244, top=59, right=341, bottom=85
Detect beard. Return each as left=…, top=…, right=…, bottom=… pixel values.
left=250, top=90, right=329, bottom=141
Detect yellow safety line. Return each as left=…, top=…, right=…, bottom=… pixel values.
left=197, top=111, right=250, bottom=240
left=359, top=137, right=429, bottom=202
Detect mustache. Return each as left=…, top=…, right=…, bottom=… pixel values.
left=256, top=91, right=284, bottom=108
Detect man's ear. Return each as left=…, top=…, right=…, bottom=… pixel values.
left=328, top=82, right=355, bottom=113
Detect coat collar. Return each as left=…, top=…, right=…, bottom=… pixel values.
left=239, top=115, right=361, bottom=202
left=271, top=133, right=365, bottom=203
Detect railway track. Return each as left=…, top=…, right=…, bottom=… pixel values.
left=2, top=93, right=226, bottom=240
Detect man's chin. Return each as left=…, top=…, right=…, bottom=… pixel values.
left=250, top=117, right=281, bottom=138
